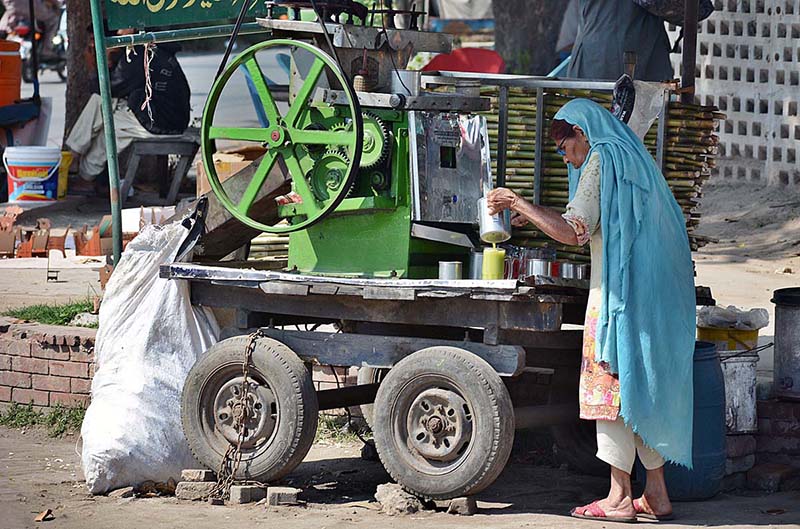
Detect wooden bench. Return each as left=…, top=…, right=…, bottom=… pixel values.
left=120, top=127, right=200, bottom=205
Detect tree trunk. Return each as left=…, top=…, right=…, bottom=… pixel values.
left=63, top=0, right=93, bottom=146
left=492, top=0, right=566, bottom=75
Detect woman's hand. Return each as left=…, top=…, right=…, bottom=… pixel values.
left=486, top=187, right=520, bottom=215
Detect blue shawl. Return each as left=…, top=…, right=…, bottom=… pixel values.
left=555, top=99, right=696, bottom=467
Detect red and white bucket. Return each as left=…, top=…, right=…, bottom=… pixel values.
left=3, top=146, right=62, bottom=202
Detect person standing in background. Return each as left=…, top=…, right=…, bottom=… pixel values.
left=0, top=0, right=63, bottom=60
left=567, top=0, right=673, bottom=81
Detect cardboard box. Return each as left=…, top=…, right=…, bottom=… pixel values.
left=196, top=146, right=266, bottom=197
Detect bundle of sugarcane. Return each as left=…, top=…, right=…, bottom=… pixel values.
left=482, top=85, right=721, bottom=257
left=249, top=233, right=290, bottom=265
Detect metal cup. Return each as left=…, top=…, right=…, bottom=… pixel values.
left=469, top=250, right=484, bottom=279
left=560, top=262, right=578, bottom=279
left=477, top=197, right=511, bottom=244
left=525, top=258, right=553, bottom=278
left=438, top=261, right=463, bottom=280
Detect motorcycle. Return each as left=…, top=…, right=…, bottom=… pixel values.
left=9, top=8, right=67, bottom=83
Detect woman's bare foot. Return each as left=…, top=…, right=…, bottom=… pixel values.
left=636, top=466, right=674, bottom=518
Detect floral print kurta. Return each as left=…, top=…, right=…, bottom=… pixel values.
left=562, top=152, right=621, bottom=421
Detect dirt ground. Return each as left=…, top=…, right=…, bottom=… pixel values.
left=2, top=426, right=799, bottom=529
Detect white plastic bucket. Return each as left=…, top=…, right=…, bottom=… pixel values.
left=720, top=349, right=760, bottom=433
left=3, top=146, right=62, bottom=202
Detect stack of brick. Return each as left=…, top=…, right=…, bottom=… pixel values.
left=722, top=434, right=757, bottom=491
left=749, top=399, right=800, bottom=491
left=0, top=317, right=96, bottom=409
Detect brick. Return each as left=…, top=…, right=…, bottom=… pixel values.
left=721, top=472, right=747, bottom=492
left=0, top=354, right=10, bottom=370
left=446, top=497, right=477, bottom=516
left=726, top=435, right=757, bottom=458
left=175, top=481, right=215, bottom=501
left=229, top=485, right=266, bottom=504
left=49, top=360, right=88, bottom=378
left=756, top=435, right=800, bottom=454
left=266, top=486, right=301, bottom=506
left=726, top=454, right=756, bottom=475
left=12, top=388, right=48, bottom=406
left=32, top=375, right=71, bottom=393
left=757, top=400, right=799, bottom=421
left=30, top=343, right=69, bottom=361
left=11, top=356, right=49, bottom=374
left=180, top=469, right=216, bottom=482
left=70, top=378, right=92, bottom=395
left=88, top=364, right=96, bottom=378
left=49, top=393, right=89, bottom=407
left=0, top=371, right=31, bottom=388
left=747, top=463, right=800, bottom=493
left=772, top=420, right=800, bottom=436
left=70, top=348, right=94, bottom=363
left=0, top=338, right=31, bottom=357
left=0, top=386, right=11, bottom=401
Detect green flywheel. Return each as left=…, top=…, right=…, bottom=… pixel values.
left=201, top=39, right=363, bottom=234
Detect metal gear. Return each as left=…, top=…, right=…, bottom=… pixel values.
left=359, top=112, right=390, bottom=169
left=308, top=149, right=351, bottom=202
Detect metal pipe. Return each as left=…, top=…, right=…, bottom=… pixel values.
left=496, top=85, right=509, bottom=187
left=514, top=403, right=578, bottom=430
left=680, top=0, right=699, bottom=103
left=317, top=383, right=380, bottom=410
left=104, top=23, right=269, bottom=49
left=89, top=0, right=123, bottom=264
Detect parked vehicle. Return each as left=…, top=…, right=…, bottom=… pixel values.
left=8, top=7, right=67, bottom=83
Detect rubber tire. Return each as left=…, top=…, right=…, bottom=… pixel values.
left=356, top=366, right=389, bottom=430
left=57, top=64, right=67, bottom=82
left=550, top=420, right=610, bottom=477
left=22, top=62, right=34, bottom=84
left=181, top=336, right=318, bottom=482
left=372, top=347, right=515, bottom=500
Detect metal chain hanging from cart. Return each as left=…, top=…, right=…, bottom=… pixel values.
left=209, top=328, right=268, bottom=500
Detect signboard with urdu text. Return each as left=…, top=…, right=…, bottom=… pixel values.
left=105, top=0, right=268, bottom=30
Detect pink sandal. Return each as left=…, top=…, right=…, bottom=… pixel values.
left=633, top=498, right=674, bottom=521
left=570, top=500, right=638, bottom=523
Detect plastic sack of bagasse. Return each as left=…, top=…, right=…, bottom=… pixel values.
left=697, top=305, right=770, bottom=331
left=81, top=220, right=219, bottom=494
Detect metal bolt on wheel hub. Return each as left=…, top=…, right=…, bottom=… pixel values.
left=407, top=388, right=472, bottom=462
left=213, top=376, right=277, bottom=449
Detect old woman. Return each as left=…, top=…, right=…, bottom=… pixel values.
left=488, top=99, right=695, bottom=522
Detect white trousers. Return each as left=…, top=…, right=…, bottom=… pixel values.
left=596, top=417, right=665, bottom=473
left=65, top=94, right=158, bottom=181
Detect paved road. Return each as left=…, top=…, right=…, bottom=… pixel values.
left=22, top=48, right=287, bottom=148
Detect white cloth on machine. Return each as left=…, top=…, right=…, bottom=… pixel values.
left=80, top=220, right=219, bottom=494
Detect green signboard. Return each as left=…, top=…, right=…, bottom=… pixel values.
left=106, top=0, right=268, bottom=30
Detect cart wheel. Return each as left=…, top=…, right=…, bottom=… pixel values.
left=181, top=336, right=318, bottom=482
left=356, top=366, right=389, bottom=430
left=22, top=62, right=34, bottom=84
left=372, top=347, right=514, bottom=499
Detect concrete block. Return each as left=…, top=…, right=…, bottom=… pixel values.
left=446, top=497, right=477, bottom=516
left=747, top=463, right=800, bottom=493
left=726, top=454, right=756, bottom=475
left=175, top=481, right=216, bottom=501
left=726, top=434, right=757, bottom=458
left=721, top=472, right=747, bottom=492
left=266, top=486, right=302, bottom=506
left=180, top=469, right=216, bottom=482
left=230, top=485, right=266, bottom=504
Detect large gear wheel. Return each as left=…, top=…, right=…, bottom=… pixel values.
left=308, top=149, right=351, bottom=202
left=360, top=112, right=390, bottom=169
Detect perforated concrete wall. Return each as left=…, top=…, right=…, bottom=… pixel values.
left=669, top=0, right=800, bottom=186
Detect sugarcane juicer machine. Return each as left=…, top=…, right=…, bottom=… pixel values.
left=201, top=0, right=491, bottom=278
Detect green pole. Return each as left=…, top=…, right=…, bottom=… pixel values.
left=89, top=0, right=123, bottom=264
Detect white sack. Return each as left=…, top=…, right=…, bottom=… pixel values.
left=81, top=221, right=219, bottom=494
left=697, top=305, right=770, bottom=331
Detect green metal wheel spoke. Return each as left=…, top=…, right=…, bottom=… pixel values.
left=284, top=58, right=325, bottom=128
left=291, top=129, right=353, bottom=146
left=244, top=57, right=281, bottom=126
left=281, top=152, right=323, bottom=216
left=236, top=150, right=278, bottom=215
left=208, top=126, right=270, bottom=142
